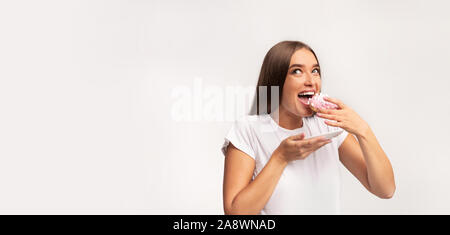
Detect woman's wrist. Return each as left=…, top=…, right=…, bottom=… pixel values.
left=271, top=148, right=289, bottom=168
left=355, top=123, right=371, bottom=140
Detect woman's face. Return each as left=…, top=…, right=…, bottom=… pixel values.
left=281, top=48, right=321, bottom=117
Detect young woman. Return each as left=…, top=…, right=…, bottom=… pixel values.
left=221, top=41, right=395, bottom=215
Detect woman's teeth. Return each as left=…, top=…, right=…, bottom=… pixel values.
left=298, top=91, right=315, bottom=96
left=298, top=91, right=315, bottom=102
left=298, top=95, right=312, bottom=106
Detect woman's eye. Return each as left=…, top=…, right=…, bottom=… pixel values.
left=312, top=68, right=320, bottom=74
left=293, top=69, right=302, bottom=74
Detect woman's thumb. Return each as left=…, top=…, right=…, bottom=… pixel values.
left=290, top=132, right=305, bottom=141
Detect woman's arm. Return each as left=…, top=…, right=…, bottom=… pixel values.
left=223, top=133, right=331, bottom=214
left=223, top=143, right=287, bottom=215
left=338, top=131, right=396, bottom=198
left=316, top=96, right=396, bottom=199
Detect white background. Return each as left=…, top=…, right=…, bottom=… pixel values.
left=0, top=0, right=449, bottom=214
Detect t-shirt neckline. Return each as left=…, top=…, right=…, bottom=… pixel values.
left=267, top=114, right=306, bottom=134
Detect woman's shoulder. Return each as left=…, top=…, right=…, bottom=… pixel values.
left=222, top=115, right=269, bottom=159
left=234, top=114, right=270, bottom=126
left=230, top=114, right=273, bottom=135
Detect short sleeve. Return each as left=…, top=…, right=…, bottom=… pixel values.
left=221, top=118, right=256, bottom=160
left=334, top=127, right=349, bottom=147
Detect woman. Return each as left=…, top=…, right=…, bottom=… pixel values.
left=221, top=41, right=395, bottom=215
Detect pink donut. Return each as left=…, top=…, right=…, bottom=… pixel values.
left=309, top=93, right=338, bottom=112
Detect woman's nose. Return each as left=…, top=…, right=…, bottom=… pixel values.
left=304, top=73, right=313, bottom=85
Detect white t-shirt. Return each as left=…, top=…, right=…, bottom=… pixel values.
left=221, top=114, right=348, bottom=215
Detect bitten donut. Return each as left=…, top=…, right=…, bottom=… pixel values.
left=308, top=93, right=338, bottom=112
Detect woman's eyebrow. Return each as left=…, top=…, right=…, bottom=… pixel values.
left=289, top=63, right=320, bottom=69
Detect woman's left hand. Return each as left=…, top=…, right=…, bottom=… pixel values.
left=316, top=97, right=370, bottom=137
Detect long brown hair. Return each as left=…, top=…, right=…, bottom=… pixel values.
left=249, top=41, right=320, bottom=115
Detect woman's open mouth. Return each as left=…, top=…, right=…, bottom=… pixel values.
left=297, top=91, right=314, bottom=106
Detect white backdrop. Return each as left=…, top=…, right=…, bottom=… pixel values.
left=0, top=0, right=449, bottom=214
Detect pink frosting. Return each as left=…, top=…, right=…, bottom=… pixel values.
left=309, top=93, right=338, bottom=110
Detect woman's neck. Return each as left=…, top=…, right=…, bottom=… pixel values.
left=271, top=106, right=303, bottom=130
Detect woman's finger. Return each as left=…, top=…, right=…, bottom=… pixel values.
left=317, top=108, right=340, bottom=115
left=315, top=140, right=332, bottom=150
left=290, top=132, right=305, bottom=141
left=316, top=113, right=340, bottom=121
left=323, top=96, right=345, bottom=109
left=302, top=137, right=330, bottom=150
left=291, top=134, right=321, bottom=149
left=302, top=136, right=328, bottom=147
left=302, top=140, right=331, bottom=156
left=324, top=120, right=342, bottom=128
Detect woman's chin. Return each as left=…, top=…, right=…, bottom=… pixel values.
left=296, top=107, right=314, bottom=117
left=303, top=111, right=314, bottom=117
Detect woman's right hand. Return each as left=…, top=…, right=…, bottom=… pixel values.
left=273, top=133, right=332, bottom=163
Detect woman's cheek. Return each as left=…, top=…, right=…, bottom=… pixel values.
left=316, top=77, right=322, bottom=86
